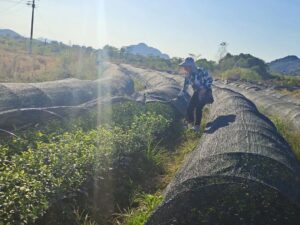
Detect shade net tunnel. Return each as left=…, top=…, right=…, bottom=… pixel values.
left=119, top=63, right=189, bottom=115
left=215, top=81, right=300, bottom=131
left=0, top=63, right=190, bottom=130
left=0, top=64, right=135, bottom=129
left=146, top=87, right=300, bottom=225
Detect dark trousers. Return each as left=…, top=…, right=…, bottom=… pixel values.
left=186, top=91, right=205, bottom=126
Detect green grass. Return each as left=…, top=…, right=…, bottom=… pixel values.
left=73, top=209, right=97, bottom=225
left=113, top=131, right=202, bottom=225
left=0, top=37, right=103, bottom=82
left=215, top=67, right=262, bottom=82
left=114, top=193, right=163, bottom=225
left=258, top=107, right=300, bottom=160
left=270, top=116, right=300, bottom=160
left=270, top=73, right=300, bottom=87
left=0, top=37, right=181, bottom=83
left=115, top=108, right=209, bottom=225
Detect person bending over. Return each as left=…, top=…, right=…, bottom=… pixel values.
left=178, top=57, right=214, bottom=132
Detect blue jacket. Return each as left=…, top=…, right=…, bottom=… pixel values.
left=181, top=68, right=213, bottom=93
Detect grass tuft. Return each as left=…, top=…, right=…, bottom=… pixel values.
left=270, top=117, right=300, bottom=160
left=114, top=193, right=163, bottom=225
left=114, top=107, right=209, bottom=225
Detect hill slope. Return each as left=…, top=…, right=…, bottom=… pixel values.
left=122, top=43, right=170, bottom=59
left=268, top=55, right=300, bottom=76
left=216, top=53, right=270, bottom=81
left=0, top=29, right=22, bottom=39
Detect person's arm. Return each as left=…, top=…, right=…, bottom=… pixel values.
left=204, top=71, right=213, bottom=89
left=178, top=75, right=190, bottom=96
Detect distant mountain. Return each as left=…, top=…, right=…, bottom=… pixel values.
left=268, top=55, right=300, bottom=76
left=122, top=43, right=170, bottom=59
left=0, top=29, right=22, bottom=39
left=219, top=53, right=270, bottom=79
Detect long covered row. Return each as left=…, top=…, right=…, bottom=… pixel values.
left=0, top=64, right=134, bottom=129
left=119, top=64, right=189, bottom=115
left=0, top=63, right=134, bottom=112
left=0, top=63, right=189, bottom=130
left=215, top=81, right=300, bottom=130
left=146, top=86, right=300, bottom=225
left=225, top=81, right=300, bottom=106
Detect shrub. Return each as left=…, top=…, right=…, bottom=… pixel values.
left=219, top=67, right=262, bottom=82
left=0, top=102, right=177, bottom=225
left=218, top=53, right=270, bottom=79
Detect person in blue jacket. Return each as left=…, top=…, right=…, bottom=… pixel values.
left=178, top=57, right=214, bottom=132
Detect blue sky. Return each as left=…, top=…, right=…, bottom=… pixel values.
left=1, top=0, right=300, bottom=61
